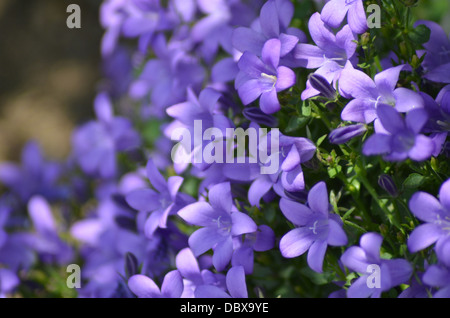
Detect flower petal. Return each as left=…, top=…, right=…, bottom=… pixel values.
left=307, top=182, right=329, bottom=215
left=407, top=223, right=442, bottom=253
left=279, top=227, right=315, bottom=258
left=307, top=240, right=328, bottom=273
left=128, top=275, right=160, bottom=298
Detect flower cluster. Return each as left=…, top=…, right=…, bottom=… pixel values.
left=0, top=0, right=449, bottom=298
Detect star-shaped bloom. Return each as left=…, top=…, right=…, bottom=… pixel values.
left=362, top=105, right=435, bottom=162
left=407, top=178, right=450, bottom=266
left=126, top=159, right=194, bottom=237
left=341, top=232, right=413, bottom=298
left=320, top=0, right=368, bottom=34
left=178, top=182, right=257, bottom=271
left=235, top=38, right=296, bottom=114
left=293, top=13, right=358, bottom=100
left=279, top=182, right=348, bottom=273
left=340, top=62, right=424, bottom=124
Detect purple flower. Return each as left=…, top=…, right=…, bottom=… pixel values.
left=362, top=105, right=435, bottom=162
left=100, top=0, right=177, bottom=56
left=398, top=272, right=433, bottom=298
left=407, top=178, right=450, bottom=266
left=72, top=92, right=141, bottom=179
left=126, top=159, right=194, bottom=237
left=0, top=141, right=64, bottom=202
left=329, top=124, right=367, bottom=145
left=232, top=0, right=306, bottom=61
left=341, top=232, right=413, bottom=298
left=27, top=196, right=73, bottom=265
left=279, top=182, right=348, bottom=273
left=223, top=128, right=316, bottom=206
left=175, top=247, right=226, bottom=298
left=232, top=224, right=275, bottom=274
left=320, top=0, right=368, bottom=34
left=128, top=34, right=205, bottom=115
left=194, top=266, right=248, bottom=298
left=293, top=13, right=357, bottom=100
left=421, top=85, right=450, bottom=156
left=165, top=87, right=233, bottom=173
left=0, top=203, right=34, bottom=274
left=128, top=270, right=183, bottom=298
left=190, top=0, right=258, bottom=64
left=0, top=269, right=19, bottom=298
left=235, top=38, right=296, bottom=114
left=415, top=20, right=450, bottom=84
left=177, top=182, right=257, bottom=271
left=340, top=63, right=424, bottom=124
left=422, top=264, right=450, bottom=298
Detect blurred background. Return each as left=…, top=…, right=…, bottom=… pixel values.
left=0, top=0, right=448, bottom=163
left=0, top=0, right=102, bottom=162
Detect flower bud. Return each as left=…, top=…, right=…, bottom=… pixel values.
left=329, top=125, right=367, bottom=145
left=378, top=174, right=398, bottom=197
left=308, top=73, right=336, bottom=99
left=243, top=107, right=278, bottom=127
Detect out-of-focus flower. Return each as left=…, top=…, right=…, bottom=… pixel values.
left=128, top=34, right=205, bottom=116
left=415, top=20, right=450, bottom=84
left=27, top=196, right=73, bottom=265
left=422, top=263, right=450, bottom=298
left=72, top=92, right=141, bottom=179
left=0, top=142, right=64, bottom=202
left=0, top=269, right=19, bottom=298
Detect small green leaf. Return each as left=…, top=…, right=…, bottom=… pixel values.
left=316, top=134, right=328, bottom=147
left=403, top=173, right=425, bottom=189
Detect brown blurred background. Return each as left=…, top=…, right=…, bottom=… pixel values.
left=0, top=0, right=102, bottom=162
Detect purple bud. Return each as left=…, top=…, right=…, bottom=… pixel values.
left=378, top=174, right=398, bottom=197
left=308, top=73, right=336, bottom=99
left=243, top=107, right=278, bottom=127
left=329, top=125, right=367, bottom=144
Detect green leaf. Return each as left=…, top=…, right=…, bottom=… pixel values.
left=403, top=173, right=425, bottom=189
left=316, top=134, right=328, bottom=147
